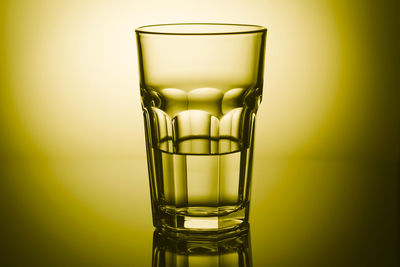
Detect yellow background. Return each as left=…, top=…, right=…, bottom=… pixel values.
left=0, top=0, right=398, bottom=265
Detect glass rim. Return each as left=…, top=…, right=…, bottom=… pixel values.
left=135, top=23, right=267, bottom=36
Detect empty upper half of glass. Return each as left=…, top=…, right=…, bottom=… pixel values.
left=136, top=23, right=267, bottom=91
left=136, top=23, right=267, bottom=155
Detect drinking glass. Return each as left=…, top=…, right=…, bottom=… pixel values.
left=135, top=23, right=267, bottom=234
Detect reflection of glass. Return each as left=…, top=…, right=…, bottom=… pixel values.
left=152, top=227, right=252, bottom=267
left=136, top=23, right=267, bottom=233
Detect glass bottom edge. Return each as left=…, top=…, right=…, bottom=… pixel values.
left=153, top=203, right=249, bottom=239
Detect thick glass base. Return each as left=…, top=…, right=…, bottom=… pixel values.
left=153, top=203, right=249, bottom=237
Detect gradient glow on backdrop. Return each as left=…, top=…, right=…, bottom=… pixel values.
left=3, top=1, right=393, bottom=160
left=2, top=0, right=397, bottom=160
left=0, top=0, right=398, bottom=265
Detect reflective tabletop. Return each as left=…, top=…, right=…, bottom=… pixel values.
left=1, top=158, right=398, bottom=266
